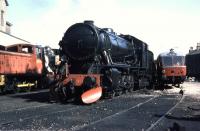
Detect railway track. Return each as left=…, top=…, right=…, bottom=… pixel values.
left=0, top=88, right=183, bottom=130
left=76, top=94, right=183, bottom=131
left=72, top=96, right=159, bottom=131
left=146, top=95, right=185, bottom=131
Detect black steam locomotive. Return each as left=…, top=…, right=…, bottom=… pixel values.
left=186, top=43, right=200, bottom=81
left=51, top=21, right=155, bottom=104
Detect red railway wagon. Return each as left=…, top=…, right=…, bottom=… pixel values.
left=0, top=43, right=53, bottom=93
left=156, top=49, right=186, bottom=87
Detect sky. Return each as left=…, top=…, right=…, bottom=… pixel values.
left=7, top=0, right=200, bottom=57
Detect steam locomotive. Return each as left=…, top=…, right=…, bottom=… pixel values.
left=186, top=43, right=200, bottom=81
left=51, top=21, right=155, bottom=104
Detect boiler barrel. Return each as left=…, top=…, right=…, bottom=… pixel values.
left=60, top=21, right=134, bottom=61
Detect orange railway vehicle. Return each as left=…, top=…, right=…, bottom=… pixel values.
left=0, top=44, right=43, bottom=75
left=0, top=44, right=57, bottom=93
left=156, top=49, right=186, bottom=87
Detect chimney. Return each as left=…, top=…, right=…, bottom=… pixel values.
left=6, top=21, right=12, bottom=34
left=189, top=47, right=193, bottom=53
left=84, top=20, right=94, bottom=25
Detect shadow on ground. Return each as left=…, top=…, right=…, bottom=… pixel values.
left=10, top=91, right=50, bottom=103
left=154, top=114, right=200, bottom=122
left=8, top=90, right=88, bottom=106
left=165, top=114, right=200, bottom=122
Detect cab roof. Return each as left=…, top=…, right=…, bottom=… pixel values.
left=158, top=49, right=185, bottom=57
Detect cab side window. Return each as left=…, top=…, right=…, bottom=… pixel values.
left=21, top=46, right=33, bottom=54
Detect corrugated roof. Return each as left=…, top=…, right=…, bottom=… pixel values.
left=0, top=30, right=30, bottom=43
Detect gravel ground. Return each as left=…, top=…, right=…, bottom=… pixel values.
left=0, top=82, right=199, bottom=130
